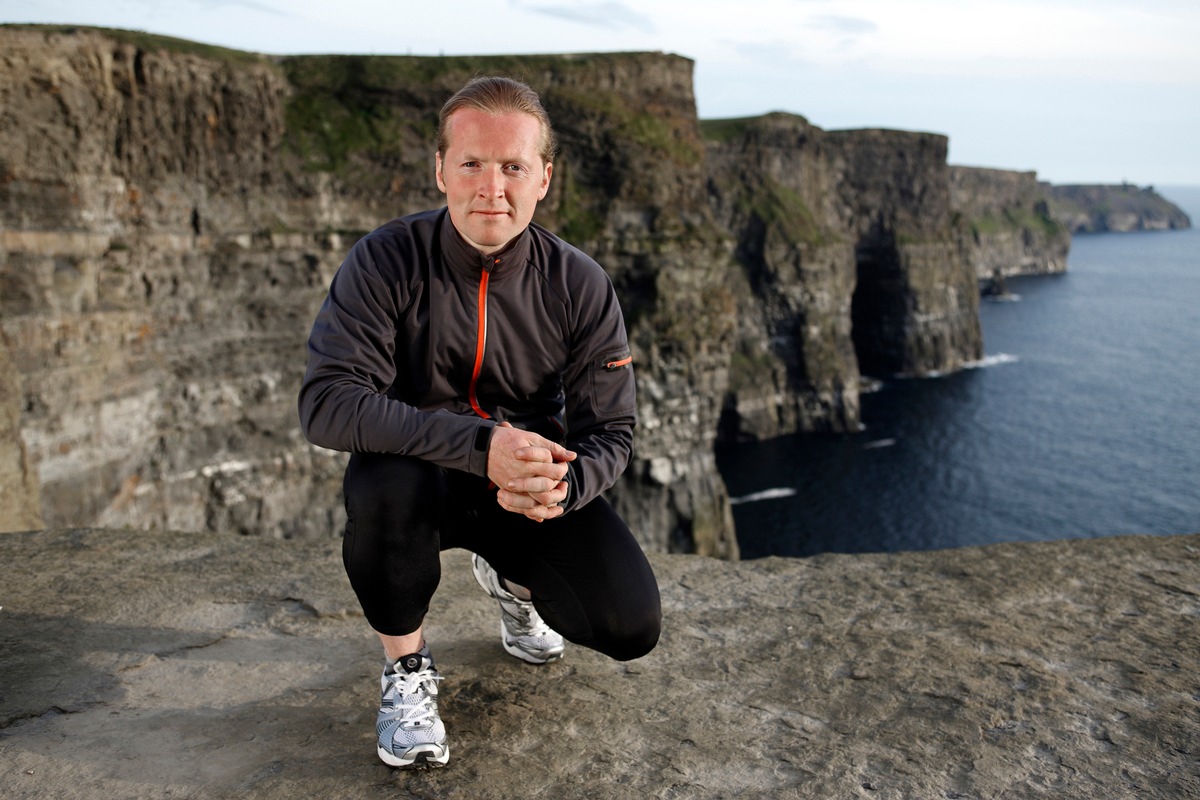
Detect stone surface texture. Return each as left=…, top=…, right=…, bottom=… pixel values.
left=2, top=528, right=1197, bottom=799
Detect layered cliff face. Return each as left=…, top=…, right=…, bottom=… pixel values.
left=704, top=114, right=984, bottom=440
left=0, top=28, right=347, bottom=539
left=0, top=27, right=739, bottom=555
left=1046, top=183, right=1193, bottom=233
left=3, top=27, right=1018, bottom=554
left=949, top=166, right=1071, bottom=280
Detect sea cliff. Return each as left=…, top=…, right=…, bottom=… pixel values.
left=704, top=113, right=983, bottom=441
left=949, top=166, right=1071, bottom=280
left=0, top=25, right=1121, bottom=554
left=1046, top=183, right=1193, bottom=233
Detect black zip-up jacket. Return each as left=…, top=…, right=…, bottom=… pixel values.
left=298, top=208, right=636, bottom=513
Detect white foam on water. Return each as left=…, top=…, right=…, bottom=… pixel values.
left=862, top=438, right=896, bottom=449
left=729, top=487, right=798, bottom=505
left=965, top=353, right=1019, bottom=370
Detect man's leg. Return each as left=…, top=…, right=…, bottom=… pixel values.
left=342, top=453, right=446, bottom=638
left=342, top=453, right=450, bottom=768
left=447, top=481, right=662, bottom=662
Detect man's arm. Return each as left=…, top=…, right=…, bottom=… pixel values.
left=553, top=255, right=638, bottom=513
left=298, top=228, right=494, bottom=476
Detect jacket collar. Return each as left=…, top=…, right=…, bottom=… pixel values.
left=439, top=208, right=532, bottom=277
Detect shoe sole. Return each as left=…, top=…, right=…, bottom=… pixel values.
left=501, top=621, right=565, bottom=665
left=377, top=743, right=450, bottom=768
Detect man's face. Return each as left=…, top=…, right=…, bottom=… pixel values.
left=436, top=108, right=552, bottom=256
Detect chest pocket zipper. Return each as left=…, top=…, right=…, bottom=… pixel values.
left=605, top=355, right=633, bottom=371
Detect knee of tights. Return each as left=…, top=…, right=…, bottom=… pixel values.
left=592, top=609, right=662, bottom=663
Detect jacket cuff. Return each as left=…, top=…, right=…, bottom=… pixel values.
left=560, top=462, right=578, bottom=513
left=468, top=420, right=497, bottom=477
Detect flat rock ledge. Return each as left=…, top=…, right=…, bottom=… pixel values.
left=1, top=529, right=1197, bottom=800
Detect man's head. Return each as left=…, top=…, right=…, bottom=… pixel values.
left=435, top=77, right=557, bottom=255
left=437, top=76, right=558, bottom=166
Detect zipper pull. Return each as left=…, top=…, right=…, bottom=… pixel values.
left=605, top=356, right=633, bottom=371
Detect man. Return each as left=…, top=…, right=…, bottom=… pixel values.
left=298, top=76, right=661, bottom=769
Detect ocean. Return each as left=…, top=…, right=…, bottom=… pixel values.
left=717, top=186, right=1200, bottom=559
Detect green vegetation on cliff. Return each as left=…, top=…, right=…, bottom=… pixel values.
left=966, top=207, right=1065, bottom=240
left=1045, top=183, right=1192, bottom=233
left=698, top=115, right=759, bottom=144
left=280, top=52, right=703, bottom=175
left=698, top=112, right=811, bottom=144
left=1, top=23, right=271, bottom=64
left=742, top=179, right=833, bottom=247
left=280, top=55, right=434, bottom=172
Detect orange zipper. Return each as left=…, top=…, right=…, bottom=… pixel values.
left=605, top=355, right=633, bottom=370
left=468, top=262, right=494, bottom=419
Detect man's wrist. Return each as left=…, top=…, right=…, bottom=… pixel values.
left=469, top=419, right=497, bottom=476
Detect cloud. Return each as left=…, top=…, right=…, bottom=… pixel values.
left=804, top=14, right=878, bottom=35
left=524, top=1, right=656, bottom=34
left=215, top=0, right=287, bottom=15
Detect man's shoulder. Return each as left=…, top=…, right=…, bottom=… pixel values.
left=527, top=222, right=609, bottom=283
left=346, top=209, right=445, bottom=274
left=359, top=208, right=444, bottom=247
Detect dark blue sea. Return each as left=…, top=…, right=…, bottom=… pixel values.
left=717, top=186, right=1200, bottom=558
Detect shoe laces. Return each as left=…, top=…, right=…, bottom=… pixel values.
left=382, top=668, right=442, bottom=728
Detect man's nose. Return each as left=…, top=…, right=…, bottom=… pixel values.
left=478, top=167, right=505, bottom=197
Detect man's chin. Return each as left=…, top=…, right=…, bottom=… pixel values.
left=463, top=222, right=520, bottom=249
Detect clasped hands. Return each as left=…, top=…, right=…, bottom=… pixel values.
left=486, top=422, right=577, bottom=522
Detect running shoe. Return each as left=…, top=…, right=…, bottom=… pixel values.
left=376, top=646, right=449, bottom=768
left=471, top=553, right=565, bottom=664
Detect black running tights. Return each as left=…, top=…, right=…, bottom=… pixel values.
left=341, top=452, right=662, bottom=662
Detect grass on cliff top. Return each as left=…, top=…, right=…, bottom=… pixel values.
left=279, top=54, right=597, bottom=172
left=281, top=52, right=703, bottom=173
left=3, top=24, right=272, bottom=64
left=968, top=207, right=1067, bottom=240
left=1047, top=183, right=1181, bottom=218
left=699, top=112, right=810, bottom=143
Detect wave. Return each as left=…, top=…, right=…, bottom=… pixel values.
left=965, top=353, right=1019, bottom=370
left=862, top=438, right=896, bottom=449
left=729, top=487, right=798, bottom=505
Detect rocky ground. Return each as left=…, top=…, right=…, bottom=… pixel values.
left=1, top=528, right=1197, bottom=799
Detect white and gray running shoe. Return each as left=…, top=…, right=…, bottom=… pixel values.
left=471, top=554, right=565, bottom=664
left=376, top=647, right=449, bottom=768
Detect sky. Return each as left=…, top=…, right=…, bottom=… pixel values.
left=3, top=0, right=1198, bottom=186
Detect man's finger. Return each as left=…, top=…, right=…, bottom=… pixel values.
left=506, top=475, right=563, bottom=494
left=514, top=445, right=555, bottom=463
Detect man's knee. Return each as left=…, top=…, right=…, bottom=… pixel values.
left=605, top=610, right=662, bottom=662
left=584, top=594, right=662, bottom=662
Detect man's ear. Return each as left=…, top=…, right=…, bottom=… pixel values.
left=435, top=152, right=447, bottom=193
left=538, top=162, right=553, bottom=201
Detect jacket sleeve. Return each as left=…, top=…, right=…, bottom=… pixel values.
left=558, top=258, right=637, bottom=512
left=297, top=230, right=494, bottom=476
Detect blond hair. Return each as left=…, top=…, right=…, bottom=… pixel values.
left=437, top=76, right=558, bottom=164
